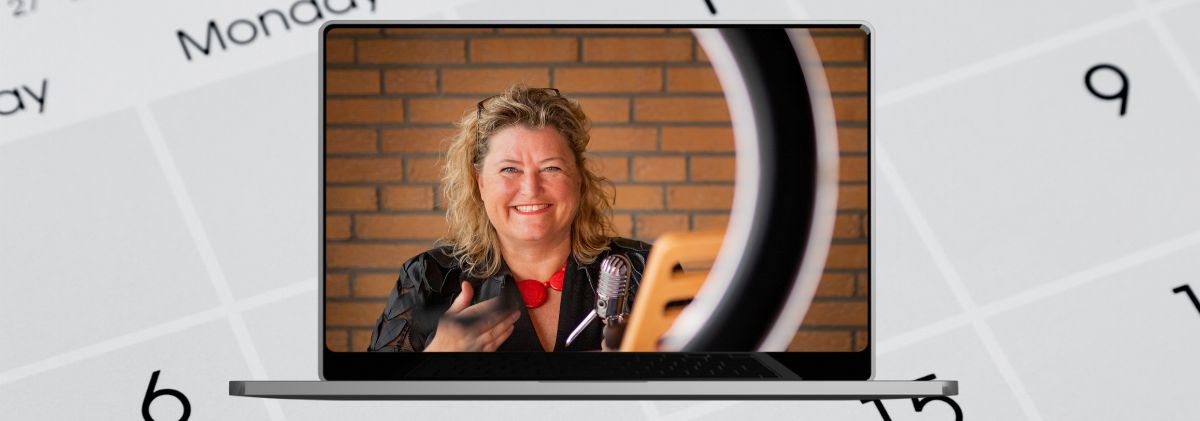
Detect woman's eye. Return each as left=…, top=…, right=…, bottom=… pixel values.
left=500, top=167, right=519, bottom=174
left=543, top=166, right=562, bottom=172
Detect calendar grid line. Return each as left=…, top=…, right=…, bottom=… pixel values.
left=639, top=401, right=663, bottom=421
left=1138, top=0, right=1200, bottom=108
left=876, top=0, right=1198, bottom=109
left=877, top=313, right=973, bottom=356
left=0, top=277, right=315, bottom=387
left=135, top=104, right=287, bottom=421
left=656, top=400, right=743, bottom=421
left=877, top=145, right=1045, bottom=420
left=14, top=7, right=1191, bottom=415
left=879, top=227, right=1200, bottom=356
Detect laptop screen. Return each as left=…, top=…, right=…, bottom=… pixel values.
left=321, top=23, right=870, bottom=378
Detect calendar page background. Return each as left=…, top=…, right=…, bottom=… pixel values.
left=4, top=0, right=1200, bottom=420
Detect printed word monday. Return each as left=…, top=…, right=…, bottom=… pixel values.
left=176, top=0, right=377, bottom=61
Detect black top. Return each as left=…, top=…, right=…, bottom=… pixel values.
left=367, top=238, right=651, bottom=352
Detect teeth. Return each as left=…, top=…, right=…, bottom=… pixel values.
left=515, top=204, right=549, bottom=212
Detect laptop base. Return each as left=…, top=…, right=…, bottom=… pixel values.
left=229, top=380, right=956, bottom=400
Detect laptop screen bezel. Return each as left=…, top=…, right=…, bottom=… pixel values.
left=319, top=21, right=872, bottom=381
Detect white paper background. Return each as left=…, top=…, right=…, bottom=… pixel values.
left=4, top=0, right=1200, bottom=419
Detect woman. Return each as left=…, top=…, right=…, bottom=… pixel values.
left=367, top=85, right=650, bottom=352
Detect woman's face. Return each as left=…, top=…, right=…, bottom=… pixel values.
left=477, top=125, right=581, bottom=249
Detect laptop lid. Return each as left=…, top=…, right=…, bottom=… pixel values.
left=319, top=21, right=871, bottom=380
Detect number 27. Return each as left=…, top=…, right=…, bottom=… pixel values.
left=8, top=0, right=37, bottom=17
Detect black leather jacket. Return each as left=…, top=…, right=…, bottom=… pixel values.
left=367, top=238, right=651, bottom=352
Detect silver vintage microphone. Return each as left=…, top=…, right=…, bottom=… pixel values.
left=565, top=254, right=631, bottom=347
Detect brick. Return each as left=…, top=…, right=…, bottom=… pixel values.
left=408, top=98, right=476, bottom=124
left=661, top=127, right=734, bottom=152
left=840, top=155, right=868, bottom=182
left=351, top=329, right=375, bottom=352
left=355, top=214, right=447, bottom=240
left=833, top=213, right=863, bottom=239
left=354, top=273, right=400, bottom=298
left=689, top=156, right=735, bottom=181
left=833, top=97, right=868, bottom=122
left=588, top=127, right=657, bottom=152
left=632, top=156, right=685, bottom=182
left=443, top=67, right=550, bottom=94
left=381, top=186, right=435, bottom=210
left=583, top=37, right=692, bottom=62
left=667, top=67, right=721, bottom=92
left=838, top=185, right=868, bottom=209
left=381, top=127, right=454, bottom=153
left=788, top=330, right=853, bottom=352
left=326, top=98, right=404, bottom=124
left=326, top=215, right=352, bottom=240
left=604, top=212, right=633, bottom=238
left=635, top=97, right=729, bottom=122
left=613, top=185, right=663, bottom=210
left=326, top=186, right=377, bottom=211
left=693, top=214, right=729, bottom=231
left=855, top=330, right=869, bottom=351
left=589, top=156, right=629, bottom=182
left=472, top=37, right=578, bottom=63
left=826, top=244, right=868, bottom=269
left=326, top=158, right=404, bottom=182
left=838, top=127, right=868, bottom=152
left=326, top=243, right=429, bottom=268
left=325, top=39, right=354, bottom=64
left=802, top=301, right=869, bottom=326
left=326, top=301, right=385, bottom=326
left=816, top=272, right=855, bottom=297
left=325, top=273, right=350, bottom=297
left=406, top=157, right=443, bottom=182
left=611, top=213, right=634, bottom=237
left=825, top=66, right=868, bottom=93
left=383, top=69, right=437, bottom=94
left=326, top=128, right=377, bottom=154
left=697, top=42, right=709, bottom=62
left=557, top=28, right=667, bottom=34
left=636, top=214, right=688, bottom=240
left=812, top=36, right=866, bottom=62
left=325, top=329, right=349, bottom=351
left=384, top=28, right=493, bottom=35
left=326, top=28, right=380, bottom=36
left=574, top=97, right=630, bottom=123
left=555, top=67, right=662, bottom=93
left=357, top=39, right=465, bottom=64
left=667, top=186, right=733, bottom=210
left=857, top=273, right=870, bottom=297
left=498, top=28, right=552, bottom=34
left=326, top=69, right=380, bottom=95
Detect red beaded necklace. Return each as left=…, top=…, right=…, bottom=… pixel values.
left=515, top=262, right=566, bottom=309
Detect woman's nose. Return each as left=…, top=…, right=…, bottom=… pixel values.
left=519, top=170, right=542, bottom=196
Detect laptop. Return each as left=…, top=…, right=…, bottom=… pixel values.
left=230, top=21, right=956, bottom=400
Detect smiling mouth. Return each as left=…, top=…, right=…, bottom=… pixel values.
left=512, top=204, right=551, bottom=214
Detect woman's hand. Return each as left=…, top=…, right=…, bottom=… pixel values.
left=425, top=281, right=520, bottom=352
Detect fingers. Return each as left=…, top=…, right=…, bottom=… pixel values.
left=446, top=281, right=473, bottom=314
left=457, top=295, right=511, bottom=325
left=480, top=318, right=517, bottom=352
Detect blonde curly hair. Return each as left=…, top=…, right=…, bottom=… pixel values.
left=439, top=85, right=616, bottom=278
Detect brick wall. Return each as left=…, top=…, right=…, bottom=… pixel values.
left=323, top=27, right=870, bottom=352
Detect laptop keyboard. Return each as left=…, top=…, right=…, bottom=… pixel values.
left=406, top=353, right=780, bottom=380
